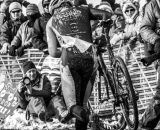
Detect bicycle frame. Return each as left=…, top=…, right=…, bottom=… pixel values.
left=95, top=22, right=121, bottom=105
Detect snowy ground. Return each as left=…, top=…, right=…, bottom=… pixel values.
left=0, top=108, right=75, bottom=130
left=1, top=108, right=160, bottom=130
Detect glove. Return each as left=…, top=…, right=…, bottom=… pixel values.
left=0, top=43, right=10, bottom=54
left=39, top=43, right=47, bottom=51
left=141, top=53, right=160, bottom=66
left=147, top=43, right=155, bottom=55
left=16, top=46, right=25, bottom=57
left=154, top=39, right=160, bottom=53
left=8, top=45, right=16, bottom=56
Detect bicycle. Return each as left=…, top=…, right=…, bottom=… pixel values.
left=88, top=20, right=139, bottom=130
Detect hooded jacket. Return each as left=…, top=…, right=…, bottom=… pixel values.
left=140, top=0, right=160, bottom=45
left=0, top=14, right=27, bottom=46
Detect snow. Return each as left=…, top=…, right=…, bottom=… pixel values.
left=0, top=108, right=75, bottom=130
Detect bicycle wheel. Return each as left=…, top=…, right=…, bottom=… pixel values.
left=88, top=62, right=126, bottom=130
left=113, top=56, right=139, bottom=130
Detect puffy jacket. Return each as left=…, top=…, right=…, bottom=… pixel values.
left=11, top=20, right=35, bottom=49
left=0, top=15, right=27, bottom=46
left=32, top=13, right=51, bottom=50
left=140, top=0, right=160, bottom=44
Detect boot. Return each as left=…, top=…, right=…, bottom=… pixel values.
left=60, top=110, right=73, bottom=123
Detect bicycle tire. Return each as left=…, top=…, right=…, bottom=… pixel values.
left=99, top=57, right=127, bottom=130
left=113, top=56, right=139, bottom=130
left=88, top=56, right=127, bottom=130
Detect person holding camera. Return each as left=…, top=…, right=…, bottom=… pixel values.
left=16, top=61, right=53, bottom=121
left=17, top=61, right=68, bottom=122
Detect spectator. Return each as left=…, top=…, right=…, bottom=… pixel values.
left=17, top=61, right=67, bottom=122
left=139, top=0, right=160, bottom=129
left=32, top=0, right=51, bottom=52
left=8, top=4, right=41, bottom=57
left=0, top=0, right=29, bottom=30
left=16, top=61, right=53, bottom=121
left=47, top=0, right=112, bottom=129
left=110, top=0, right=140, bottom=63
left=0, top=2, right=27, bottom=54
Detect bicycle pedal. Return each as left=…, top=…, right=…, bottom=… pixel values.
left=135, top=92, right=139, bottom=101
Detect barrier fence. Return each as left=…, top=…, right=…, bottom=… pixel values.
left=0, top=43, right=157, bottom=117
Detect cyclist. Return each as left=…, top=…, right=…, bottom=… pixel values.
left=46, top=0, right=112, bottom=129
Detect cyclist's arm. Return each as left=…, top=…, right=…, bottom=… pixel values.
left=46, top=19, right=61, bottom=58
left=89, top=7, right=112, bottom=21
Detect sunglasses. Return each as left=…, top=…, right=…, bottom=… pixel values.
left=11, top=10, right=21, bottom=13
left=125, top=9, right=135, bottom=13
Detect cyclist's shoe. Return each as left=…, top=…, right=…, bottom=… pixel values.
left=70, top=105, right=89, bottom=122
left=60, top=110, right=73, bottom=124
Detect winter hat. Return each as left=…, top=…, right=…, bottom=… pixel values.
left=114, top=7, right=123, bottom=15
left=43, top=0, right=51, bottom=5
left=26, top=4, right=39, bottom=15
left=22, top=61, right=36, bottom=74
left=9, top=2, right=22, bottom=13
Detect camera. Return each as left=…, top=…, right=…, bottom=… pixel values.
left=22, top=76, right=31, bottom=85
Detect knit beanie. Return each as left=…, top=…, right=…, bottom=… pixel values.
left=22, top=61, right=36, bottom=74
left=9, top=2, right=22, bottom=13
left=114, top=7, right=123, bottom=15
left=43, top=0, right=51, bottom=5
left=26, top=4, right=39, bottom=15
